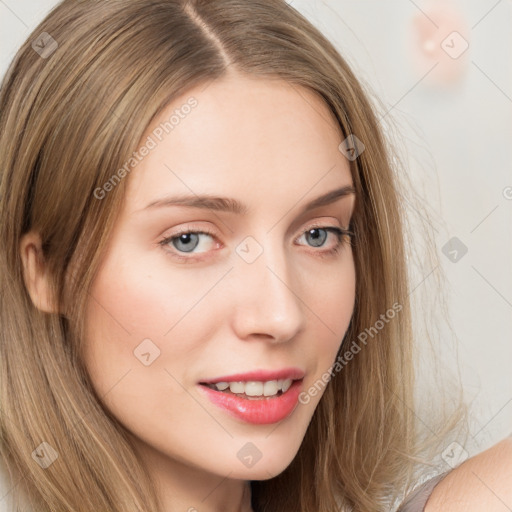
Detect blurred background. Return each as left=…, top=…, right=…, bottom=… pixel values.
left=1, top=0, right=511, bottom=478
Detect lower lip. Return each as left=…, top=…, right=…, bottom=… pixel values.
left=198, top=380, right=303, bottom=425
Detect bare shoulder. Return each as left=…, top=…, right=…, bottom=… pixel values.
left=425, top=436, right=512, bottom=511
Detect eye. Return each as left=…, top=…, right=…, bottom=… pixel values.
left=158, top=224, right=354, bottom=262
left=159, top=227, right=218, bottom=260
left=295, top=225, right=354, bottom=256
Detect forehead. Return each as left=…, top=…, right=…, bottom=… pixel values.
left=124, top=72, right=352, bottom=212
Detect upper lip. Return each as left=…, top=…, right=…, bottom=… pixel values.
left=199, top=367, right=305, bottom=384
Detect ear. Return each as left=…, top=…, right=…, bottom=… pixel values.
left=19, top=231, right=58, bottom=313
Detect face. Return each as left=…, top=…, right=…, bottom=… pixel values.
left=83, top=71, right=356, bottom=487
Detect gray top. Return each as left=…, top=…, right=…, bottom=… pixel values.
left=396, top=471, right=451, bottom=512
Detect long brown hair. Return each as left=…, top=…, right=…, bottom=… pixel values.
left=0, top=1, right=466, bottom=510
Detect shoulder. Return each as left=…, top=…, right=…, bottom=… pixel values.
left=425, top=434, right=512, bottom=511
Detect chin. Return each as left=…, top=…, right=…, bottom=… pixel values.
left=221, top=434, right=303, bottom=480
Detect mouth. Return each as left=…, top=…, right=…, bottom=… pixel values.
left=197, top=376, right=305, bottom=424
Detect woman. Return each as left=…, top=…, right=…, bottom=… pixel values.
left=0, top=0, right=508, bottom=511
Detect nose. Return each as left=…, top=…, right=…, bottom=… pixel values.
left=229, top=236, right=306, bottom=343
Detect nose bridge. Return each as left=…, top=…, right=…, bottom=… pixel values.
left=231, top=232, right=305, bottom=341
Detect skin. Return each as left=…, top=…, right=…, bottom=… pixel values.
left=426, top=436, right=512, bottom=511
left=20, top=71, right=357, bottom=511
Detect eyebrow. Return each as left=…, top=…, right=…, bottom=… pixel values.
left=141, top=185, right=356, bottom=215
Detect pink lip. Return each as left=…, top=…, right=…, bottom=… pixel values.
left=197, top=379, right=303, bottom=424
left=199, top=367, right=305, bottom=384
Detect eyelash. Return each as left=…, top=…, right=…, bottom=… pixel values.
left=158, top=223, right=355, bottom=263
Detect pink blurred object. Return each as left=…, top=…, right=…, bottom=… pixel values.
left=409, top=1, right=470, bottom=87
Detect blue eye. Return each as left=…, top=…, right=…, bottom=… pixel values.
left=158, top=225, right=354, bottom=262
left=171, top=232, right=202, bottom=253
left=161, top=229, right=217, bottom=256
left=296, top=226, right=354, bottom=257
left=302, top=227, right=333, bottom=247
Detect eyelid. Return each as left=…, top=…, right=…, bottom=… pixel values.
left=157, top=219, right=350, bottom=244
left=302, top=220, right=354, bottom=237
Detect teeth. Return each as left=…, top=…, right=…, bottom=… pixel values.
left=244, top=381, right=263, bottom=396
left=229, top=381, right=245, bottom=394
left=210, top=378, right=294, bottom=397
left=263, top=381, right=278, bottom=396
left=281, top=379, right=292, bottom=392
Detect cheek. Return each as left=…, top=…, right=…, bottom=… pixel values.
left=84, top=245, right=225, bottom=347
left=81, top=254, right=229, bottom=449
left=312, top=249, right=356, bottom=330
left=300, top=251, right=356, bottom=399
left=81, top=252, right=184, bottom=391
